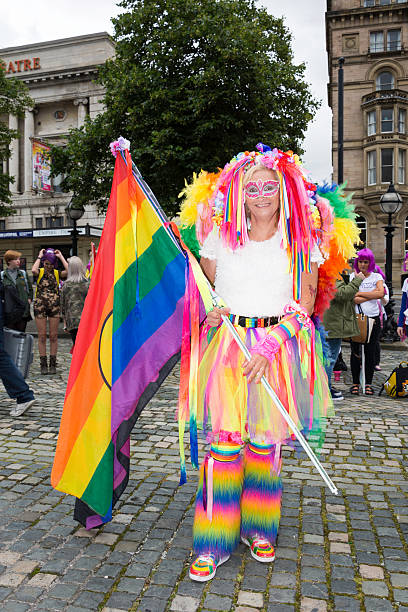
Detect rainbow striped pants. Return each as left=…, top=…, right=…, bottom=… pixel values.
left=193, top=441, right=282, bottom=557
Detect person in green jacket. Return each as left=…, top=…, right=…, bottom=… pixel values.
left=2, top=250, right=33, bottom=332
left=323, top=270, right=365, bottom=401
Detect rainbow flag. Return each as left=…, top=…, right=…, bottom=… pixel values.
left=51, top=148, right=207, bottom=528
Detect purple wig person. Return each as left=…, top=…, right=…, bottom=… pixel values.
left=353, top=248, right=376, bottom=274
left=42, top=248, right=57, bottom=266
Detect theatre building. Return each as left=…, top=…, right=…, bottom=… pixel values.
left=326, top=0, right=408, bottom=285
left=0, top=33, right=115, bottom=270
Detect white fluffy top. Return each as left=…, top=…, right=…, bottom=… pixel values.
left=200, top=228, right=323, bottom=317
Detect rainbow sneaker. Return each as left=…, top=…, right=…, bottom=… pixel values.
left=241, top=535, right=275, bottom=562
left=189, top=553, right=230, bottom=582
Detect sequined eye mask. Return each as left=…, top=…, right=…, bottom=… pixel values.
left=244, top=179, right=280, bottom=199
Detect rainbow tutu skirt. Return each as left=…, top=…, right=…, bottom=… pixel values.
left=196, top=322, right=333, bottom=449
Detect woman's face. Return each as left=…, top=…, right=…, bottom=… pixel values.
left=357, top=258, right=370, bottom=276
left=43, top=260, right=54, bottom=272
left=244, top=168, right=280, bottom=223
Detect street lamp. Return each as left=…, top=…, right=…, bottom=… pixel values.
left=65, top=198, right=85, bottom=256
left=379, top=183, right=403, bottom=342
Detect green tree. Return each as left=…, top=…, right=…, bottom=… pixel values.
left=51, top=0, right=319, bottom=217
left=0, top=64, right=34, bottom=215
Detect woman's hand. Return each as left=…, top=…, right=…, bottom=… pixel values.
left=397, top=326, right=405, bottom=339
left=206, top=307, right=230, bottom=328
left=38, top=248, right=45, bottom=258
left=55, top=249, right=62, bottom=258
left=243, top=354, right=269, bottom=384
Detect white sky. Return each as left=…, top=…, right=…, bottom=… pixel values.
left=0, top=0, right=332, bottom=183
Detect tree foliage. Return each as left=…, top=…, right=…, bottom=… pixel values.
left=0, top=66, right=33, bottom=215
left=51, top=0, right=319, bottom=216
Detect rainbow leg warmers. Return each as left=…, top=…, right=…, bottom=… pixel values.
left=241, top=442, right=282, bottom=545
left=192, top=441, right=283, bottom=556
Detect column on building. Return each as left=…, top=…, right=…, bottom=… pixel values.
left=8, top=115, right=19, bottom=193
left=24, top=108, right=35, bottom=194
left=74, top=98, right=89, bottom=127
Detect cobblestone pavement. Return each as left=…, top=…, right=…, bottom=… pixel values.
left=0, top=340, right=407, bottom=612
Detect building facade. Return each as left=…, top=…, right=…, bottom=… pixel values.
left=326, top=0, right=408, bottom=286
left=0, top=33, right=115, bottom=269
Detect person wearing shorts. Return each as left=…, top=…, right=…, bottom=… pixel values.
left=32, top=248, right=68, bottom=374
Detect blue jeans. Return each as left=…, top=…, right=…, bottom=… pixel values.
left=0, top=305, right=34, bottom=404
left=325, top=338, right=342, bottom=392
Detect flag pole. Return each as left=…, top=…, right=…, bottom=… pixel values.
left=209, top=287, right=338, bottom=496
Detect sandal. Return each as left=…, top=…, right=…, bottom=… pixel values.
left=365, top=385, right=374, bottom=395
left=350, top=384, right=360, bottom=395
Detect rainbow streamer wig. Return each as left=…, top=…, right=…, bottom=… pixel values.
left=179, top=143, right=317, bottom=302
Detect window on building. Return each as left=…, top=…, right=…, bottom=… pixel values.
left=35, top=217, right=43, bottom=229
left=368, top=150, right=377, bottom=185
left=379, top=0, right=391, bottom=5
left=370, top=31, right=384, bottom=53
left=0, top=220, right=5, bottom=231
left=376, top=71, right=394, bottom=90
left=367, top=110, right=376, bottom=136
left=356, top=215, right=367, bottom=249
left=399, top=109, right=406, bottom=134
left=45, top=216, right=64, bottom=228
left=381, top=148, right=394, bottom=183
left=364, top=0, right=375, bottom=5
left=398, top=149, right=406, bottom=184
left=387, top=30, right=401, bottom=52
left=381, top=108, right=394, bottom=132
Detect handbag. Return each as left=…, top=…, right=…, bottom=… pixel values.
left=350, top=305, right=368, bottom=343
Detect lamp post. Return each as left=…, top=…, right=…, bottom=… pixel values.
left=379, top=183, right=402, bottom=342
left=65, top=198, right=85, bottom=256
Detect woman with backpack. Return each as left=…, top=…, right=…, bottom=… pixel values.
left=32, top=248, right=68, bottom=375
left=1, top=250, right=33, bottom=332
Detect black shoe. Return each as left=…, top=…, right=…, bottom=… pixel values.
left=331, top=387, right=344, bottom=401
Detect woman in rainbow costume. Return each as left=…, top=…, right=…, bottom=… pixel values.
left=178, top=144, right=358, bottom=582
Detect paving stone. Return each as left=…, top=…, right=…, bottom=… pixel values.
left=237, top=591, right=263, bottom=607
left=171, top=595, right=200, bottom=611
left=105, top=591, right=139, bottom=609
left=300, top=598, right=327, bottom=612
left=203, top=593, right=233, bottom=610
left=333, top=596, right=361, bottom=612
left=363, top=597, right=394, bottom=612
left=362, top=581, right=389, bottom=597
left=268, top=588, right=296, bottom=604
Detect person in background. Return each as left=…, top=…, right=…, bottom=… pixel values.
left=373, top=265, right=389, bottom=371
left=61, top=256, right=90, bottom=347
left=32, top=248, right=68, bottom=375
left=1, top=250, right=33, bottom=332
left=0, top=277, right=35, bottom=416
left=397, top=276, right=408, bottom=340
left=349, top=248, right=385, bottom=396
left=323, top=270, right=365, bottom=401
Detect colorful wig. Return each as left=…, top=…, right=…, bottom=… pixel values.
left=42, top=248, right=57, bottom=266
left=354, top=248, right=376, bottom=273
left=180, top=143, right=317, bottom=301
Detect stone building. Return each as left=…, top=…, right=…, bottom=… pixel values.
left=326, top=0, right=408, bottom=286
left=0, top=32, right=115, bottom=269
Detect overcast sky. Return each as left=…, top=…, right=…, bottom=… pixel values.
left=1, top=0, right=332, bottom=183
